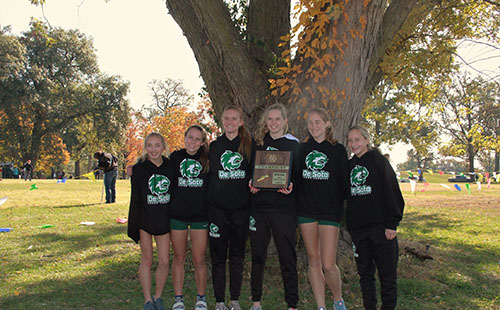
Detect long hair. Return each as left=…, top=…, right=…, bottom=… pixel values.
left=308, top=107, right=337, bottom=145
left=255, top=103, right=289, bottom=146
left=136, top=132, right=169, bottom=163
left=185, top=124, right=209, bottom=172
left=224, top=105, right=252, bottom=160
left=347, top=125, right=374, bottom=151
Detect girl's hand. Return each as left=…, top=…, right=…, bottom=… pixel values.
left=126, top=165, right=133, bottom=177
left=278, top=182, right=293, bottom=195
left=385, top=228, right=397, bottom=240
left=249, top=179, right=260, bottom=194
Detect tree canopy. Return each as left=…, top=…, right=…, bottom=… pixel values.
left=0, top=21, right=130, bottom=172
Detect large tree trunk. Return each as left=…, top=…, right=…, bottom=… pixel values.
left=74, top=159, right=80, bottom=179
left=165, top=0, right=421, bottom=140
left=467, top=143, right=475, bottom=172
left=495, top=150, right=499, bottom=172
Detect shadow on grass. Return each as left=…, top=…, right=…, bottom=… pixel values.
left=0, top=255, right=146, bottom=309
left=397, top=209, right=500, bottom=309
left=54, top=202, right=105, bottom=209
left=24, top=223, right=126, bottom=252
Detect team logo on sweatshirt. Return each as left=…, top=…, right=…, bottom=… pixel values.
left=209, top=223, right=220, bottom=238
left=266, top=146, right=278, bottom=151
left=147, top=174, right=171, bottom=204
left=218, top=150, right=245, bottom=179
left=178, top=158, right=203, bottom=187
left=303, top=150, right=330, bottom=180
left=249, top=216, right=257, bottom=231
left=350, top=165, right=371, bottom=196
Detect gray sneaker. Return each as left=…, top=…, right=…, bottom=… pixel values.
left=249, top=306, right=262, bottom=310
left=154, top=298, right=165, bottom=310
left=144, top=301, right=155, bottom=310
left=334, top=300, right=347, bottom=310
left=215, top=302, right=229, bottom=310
left=173, top=301, right=185, bottom=310
left=195, top=300, right=208, bottom=310
left=229, top=301, right=241, bottom=310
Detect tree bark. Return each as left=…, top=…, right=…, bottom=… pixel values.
left=286, top=0, right=390, bottom=143
left=74, top=159, right=80, bottom=179
left=468, top=143, right=475, bottom=172
left=247, top=0, right=291, bottom=69
left=495, top=150, right=499, bottom=172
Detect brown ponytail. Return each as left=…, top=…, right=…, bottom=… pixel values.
left=224, top=105, right=252, bottom=160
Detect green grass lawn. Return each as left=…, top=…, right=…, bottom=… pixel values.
left=0, top=179, right=499, bottom=309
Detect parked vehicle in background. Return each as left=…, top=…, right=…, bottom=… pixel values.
left=448, top=175, right=472, bottom=183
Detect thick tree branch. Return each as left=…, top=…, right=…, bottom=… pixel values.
left=367, top=0, right=421, bottom=92
left=482, top=0, right=500, bottom=7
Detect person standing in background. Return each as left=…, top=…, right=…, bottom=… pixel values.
left=94, top=151, right=119, bottom=203
left=23, top=159, right=33, bottom=181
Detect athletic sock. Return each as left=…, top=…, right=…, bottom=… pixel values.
left=197, top=295, right=206, bottom=302
left=174, top=295, right=184, bottom=303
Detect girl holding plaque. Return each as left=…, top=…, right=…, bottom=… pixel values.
left=207, top=106, right=253, bottom=310
left=169, top=125, right=210, bottom=310
left=248, top=103, right=299, bottom=310
left=346, top=125, right=404, bottom=310
left=296, top=108, right=349, bottom=310
left=128, top=132, right=172, bottom=310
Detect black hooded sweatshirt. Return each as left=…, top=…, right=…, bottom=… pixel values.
left=296, top=138, right=348, bottom=222
left=127, top=156, right=172, bottom=243
left=250, top=133, right=299, bottom=212
left=346, top=149, right=404, bottom=231
left=206, top=134, right=252, bottom=210
left=169, top=149, right=208, bottom=222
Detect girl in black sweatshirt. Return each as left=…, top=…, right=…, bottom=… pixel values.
left=127, top=132, right=172, bottom=310
left=346, top=125, right=404, bottom=310
left=207, top=105, right=253, bottom=310
left=169, top=125, right=210, bottom=310
left=248, top=103, right=299, bottom=310
left=296, top=108, right=349, bottom=310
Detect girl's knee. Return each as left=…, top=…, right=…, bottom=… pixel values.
left=192, top=255, right=206, bottom=268
left=173, top=253, right=186, bottom=265
left=141, top=254, right=154, bottom=267
left=307, top=254, right=321, bottom=268
left=322, top=263, right=339, bottom=275
left=158, top=256, right=170, bottom=269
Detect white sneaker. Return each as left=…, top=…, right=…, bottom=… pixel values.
left=215, top=303, right=229, bottom=310
left=229, top=301, right=241, bottom=310
left=173, top=301, right=185, bottom=310
left=195, top=300, right=208, bottom=310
